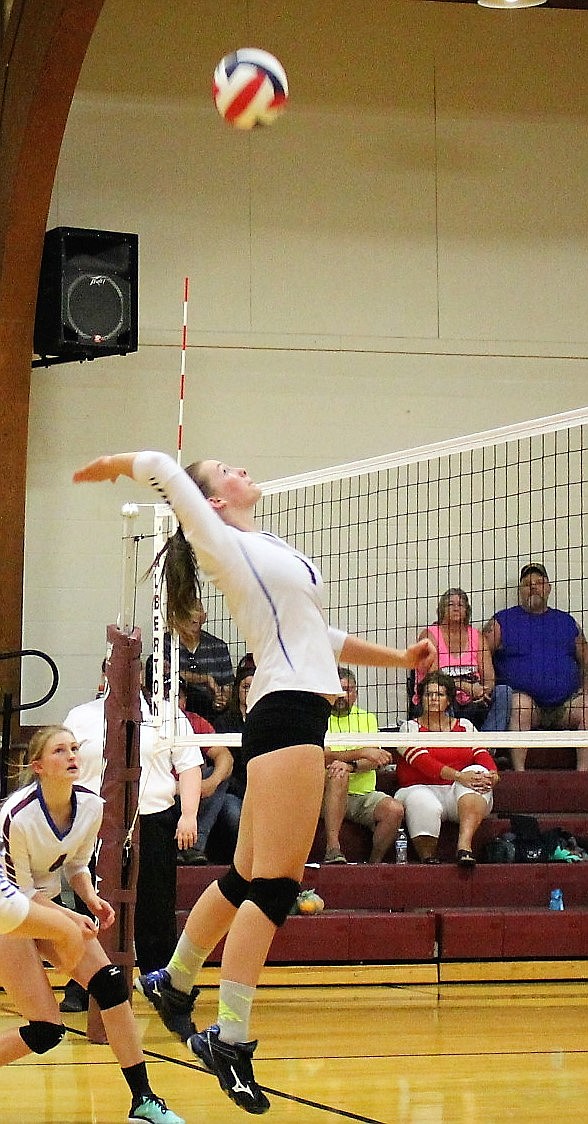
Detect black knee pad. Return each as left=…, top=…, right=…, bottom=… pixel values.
left=87, top=964, right=128, bottom=1010
left=19, top=1020, right=65, bottom=1054
left=247, top=877, right=300, bottom=927
left=217, top=863, right=251, bottom=909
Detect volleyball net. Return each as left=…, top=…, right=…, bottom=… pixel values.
left=118, top=404, right=588, bottom=754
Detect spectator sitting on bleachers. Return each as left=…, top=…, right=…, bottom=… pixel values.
left=322, top=667, right=404, bottom=865
left=484, top=563, right=588, bottom=771
left=205, top=658, right=255, bottom=863
left=147, top=598, right=234, bottom=725
left=177, top=677, right=238, bottom=865
left=213, top=656, right=256, bottom=805
left=396, top=671, right=498, bottom=866
left=414, top=587, right=511, bottom=732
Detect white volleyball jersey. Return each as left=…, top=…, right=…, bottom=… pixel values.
left=63, top=696, right=106, bottom=793
left=65, top=694, right=203, bottom=815
left=0, top=783, right=103, bottom=901
left=133, top=452, right=346, bottom=712
left=138, top=695, right=203, bottom=815
left=0, top=860, right=30, bottom=933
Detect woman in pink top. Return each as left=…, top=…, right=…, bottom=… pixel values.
left=414, top=588, right=510, bottom=731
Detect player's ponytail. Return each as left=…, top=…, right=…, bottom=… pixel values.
left=147, top=460, right=210, bottom=634
left=157, top=525, right=202, bottom=634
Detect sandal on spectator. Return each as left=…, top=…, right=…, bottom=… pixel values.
left=323, top=847, right=347, bottom=864
left=456, top=849, right=476, bottom=867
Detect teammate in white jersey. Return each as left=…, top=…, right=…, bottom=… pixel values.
left=74, top=449, right=435, bottom=1115
left=0, top=725, right=184, bottom=1124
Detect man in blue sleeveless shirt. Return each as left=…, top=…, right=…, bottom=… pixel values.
left=484, top=564, right=588, bottom=770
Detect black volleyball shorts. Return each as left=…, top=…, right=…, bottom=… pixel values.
left=242, top=690, right=332, bottom=764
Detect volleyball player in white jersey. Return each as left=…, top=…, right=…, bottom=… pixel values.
left=74, top=450, right=435, bottom=1115
left=0, top=725, right=185, bottom=1124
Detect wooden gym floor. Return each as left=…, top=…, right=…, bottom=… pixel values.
left=1, top=969, right=588, bottom=1122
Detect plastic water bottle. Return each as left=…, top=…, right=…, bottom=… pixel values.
left=395, top=828, right=408, bottom=865
left=549, top=888, right=564, bottom=911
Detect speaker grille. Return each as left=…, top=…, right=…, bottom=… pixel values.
left=66, top=273, right=127, bottom=342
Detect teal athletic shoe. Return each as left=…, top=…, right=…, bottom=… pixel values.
left=128, top=1093, right=185, bottom=1123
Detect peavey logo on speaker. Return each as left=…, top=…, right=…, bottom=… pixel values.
left=89, top=276, right=109, bottom=285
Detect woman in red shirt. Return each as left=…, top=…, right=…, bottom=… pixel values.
left=396, top=671, right=498, bottom=866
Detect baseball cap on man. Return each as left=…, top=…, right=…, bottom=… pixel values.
left=520, top=563, right=549, bottom=582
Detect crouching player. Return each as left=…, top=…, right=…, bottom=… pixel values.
left=0, top=725, right=185, bottom=1124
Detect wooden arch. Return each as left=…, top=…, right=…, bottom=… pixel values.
left=0, top=0, right=105, bottom=720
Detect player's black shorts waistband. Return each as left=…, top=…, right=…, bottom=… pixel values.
left=242, top=690, right=332, bottom=763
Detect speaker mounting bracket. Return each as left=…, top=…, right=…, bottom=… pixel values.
left=31, top=348, right=125, bottom=368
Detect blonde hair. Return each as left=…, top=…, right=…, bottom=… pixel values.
left=22, top=725, right=75, bottom=784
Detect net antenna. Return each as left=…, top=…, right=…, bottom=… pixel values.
left=168, top=276, right=191, bottom=720
left=177, top=276, right=189, bottom=468
left=150, top=280, right=191, bottom=725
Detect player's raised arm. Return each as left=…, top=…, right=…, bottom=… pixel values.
left=73, top=452, right=137, bottom=483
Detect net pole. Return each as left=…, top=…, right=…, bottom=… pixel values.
left=119, top=503, right=139, bottom=634
left=88, top=625, right=142, bottom=1042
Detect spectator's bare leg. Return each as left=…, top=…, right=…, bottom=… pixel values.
left=456, top=793, right=488, bottom=853
left=369, top=797, right=404, bottom=864
left=508, top=691, right=536, bottom=770
left=323, top=770, right=349, bottom=853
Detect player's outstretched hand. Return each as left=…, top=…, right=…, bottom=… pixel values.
left=73, top=453, right=136, bottom=484
left=406, top=638, right=436, bottom=675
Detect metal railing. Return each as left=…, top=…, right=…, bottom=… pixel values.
left=0, top=649, right=59, bottom=797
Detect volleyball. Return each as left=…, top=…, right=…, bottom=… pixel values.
left=212, top=48, right=288, bottom=130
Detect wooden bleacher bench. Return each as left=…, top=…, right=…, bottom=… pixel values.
left=177, top=771, right=588, bottom=970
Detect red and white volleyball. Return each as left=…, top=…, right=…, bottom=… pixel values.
left=212, top=48, right=288, bottom=130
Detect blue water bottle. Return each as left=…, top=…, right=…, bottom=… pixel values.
left=549, top=888, right=564, bottom=911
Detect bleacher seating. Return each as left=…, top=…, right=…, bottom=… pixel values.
left=177, top=770, right=588, bottom=967
left=307, top=767, right=588, bottom=864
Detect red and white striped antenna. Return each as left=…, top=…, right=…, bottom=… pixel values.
left=170, top=277, right=190, bottom=722
left=177, top=276, right=189, bottom=465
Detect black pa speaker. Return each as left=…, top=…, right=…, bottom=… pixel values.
left=33, top=226, right=138, bottom=360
